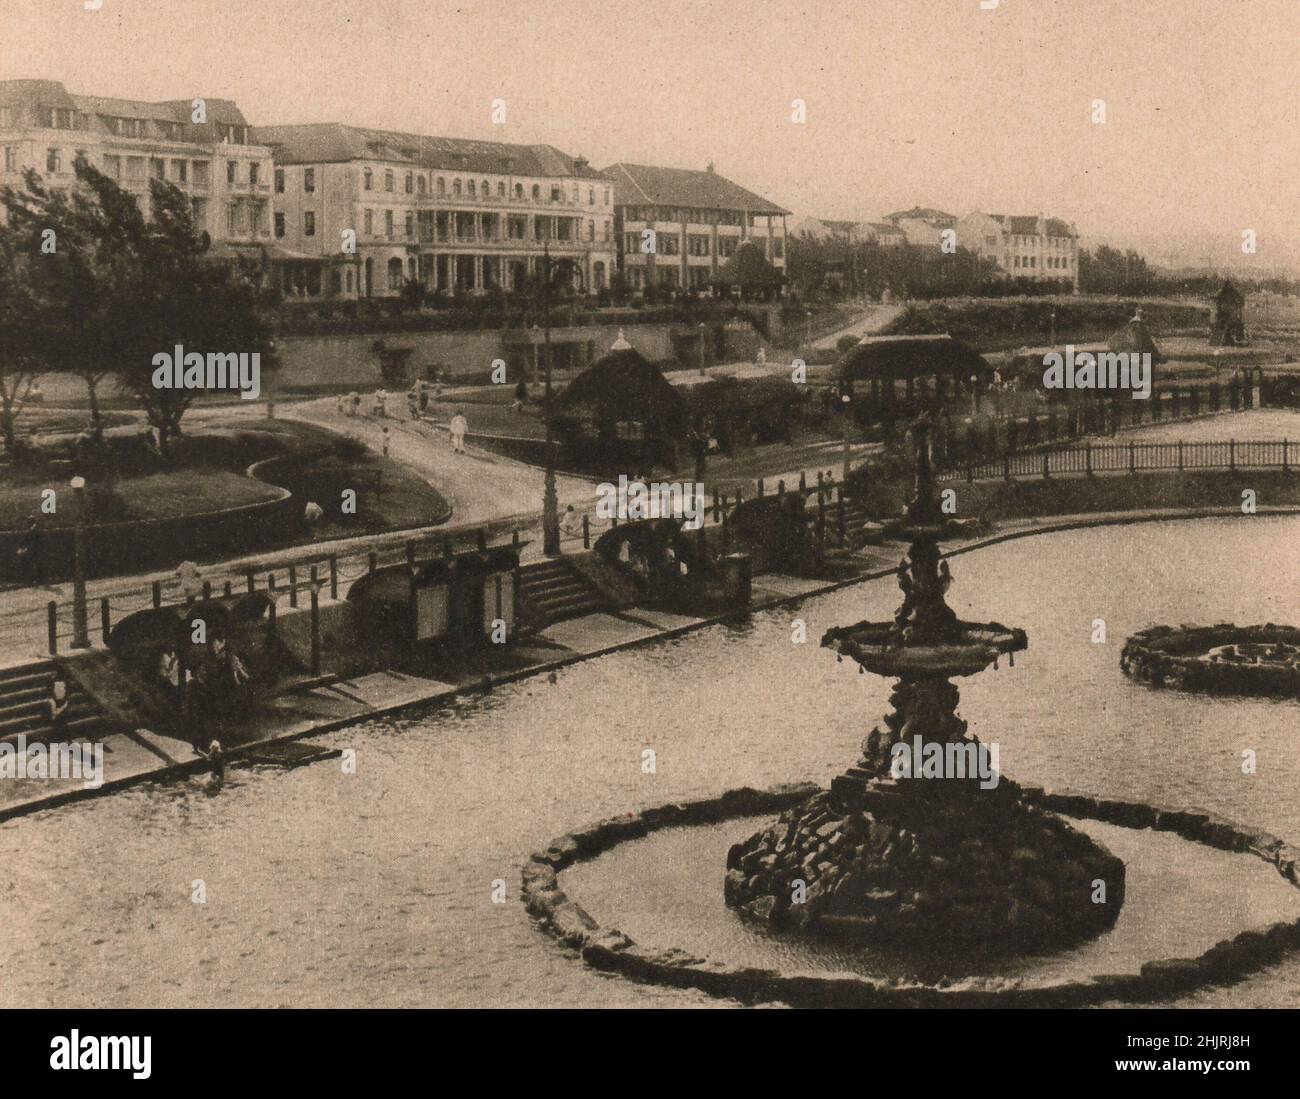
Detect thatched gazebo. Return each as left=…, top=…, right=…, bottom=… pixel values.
left=834, top=333, right=991, bottom=415
left=1107, top=308, right=1164, bottom=364
left=713, top=241, right=784, bottom=301
left=550, top=332, right=690, bottom=471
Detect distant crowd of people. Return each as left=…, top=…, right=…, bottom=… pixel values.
left=334, top=380, right=469, bottom=455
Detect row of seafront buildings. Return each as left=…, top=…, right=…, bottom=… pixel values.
left=791, top=206, right=1081, bottom=291
left=0, top=80, right=789, bottom=301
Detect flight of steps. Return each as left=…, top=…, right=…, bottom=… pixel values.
left=814, top=497, right=879, bottom=547
left=518, top=559, right=610, bottom=627
left=0, top=660, right=110, bottom=748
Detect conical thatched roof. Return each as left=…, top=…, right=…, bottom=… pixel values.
left=835, top=334, right=990, bottom=381
left=713, top=240, right=784, bottom=287
left=1107, top=311, right=1163, bottom=364
left=555, top=346, right=689, bottom=437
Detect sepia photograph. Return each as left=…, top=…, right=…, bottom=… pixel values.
left=0, top=0, right=1298, bottom=1075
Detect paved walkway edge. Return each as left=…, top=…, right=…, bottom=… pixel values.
left=3, top=502, right=1297, bottom=825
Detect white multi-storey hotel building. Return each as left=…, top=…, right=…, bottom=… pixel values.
left=956, top=212, right=1080, bottom=291
left=251, top=123, right=616, bottom=299
left=602, top=163, right=789, bottom=291
left=0, top=79, right=272, bottom=253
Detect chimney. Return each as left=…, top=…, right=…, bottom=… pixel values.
left=574, top=156, right=588, bottom=173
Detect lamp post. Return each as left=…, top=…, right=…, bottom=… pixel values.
left=541, top=244, right=560, bottom=556
left=698, top=322, right=707, bottom=376
left=70, top=475, right=90, bottom=649
left=841, top=391, right=852, bottom=483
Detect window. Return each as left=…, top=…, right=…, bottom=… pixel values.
left=468, top=180, right=476, bottom=198
left=274, top=212, right=285, bottom=238
left=171, top=159, right=187, bottom=183
left=405, top=172, right=413, bottom=194
left=249, top=163, right=259, bottom=186
left=364, top=209, right=373, bottom=236
left=364, top=168, right=373, bottom=190
left=46, top=148, right=61, bottom=173
left=659, top=232, right=680, bottom=256
left=417, top=175, right=426, bottom=194
left=508, top=214, right=527, bottom=240
left=603, top=220, right=611, bottom=242
left=405, top=211, right=414, bottom=239
left=481, top=180, right=489, bottom=196
left=588, top=187, right=594, bottom=205
left=387, top=257, right=403, bottom=290
left=192, top=161, right=210, bottom=187
left=497, top=182, right=505, bottom=198
left=514, top=183, right=523, bottom=200
left=437, top=177, right=446, bottom=195
left=3, top=147, right=16, bottom=173
left=588, top=220, right=595, bottom=242
left=304, top=167, right=315, bottom=193
left=603, top=189, right=610, bottom=205
left=43, top=108, right=78, bottom=130
left=0, top=108, right=14, bottom=130
left=228, top=202, right=243, bottom=233
left=418, top=210, right=434, bottom=242
left=384, top=209, right=393, bottom=239
left=150, top=157, right=166, bottom=181
left=623, top=232, right=639, bottom=253
left=551, top=185, right=561, bottom=203
left=126, top=156, right=145, bottom=182
left=275, top=168, right=284, bottom=193
left=102, top=154, right=122, bottom=180
left=304, top=211, right=315, bottom=236
left=531, top=184, right=540, bottom=201
left=453, top=179, right=462, bottom=196
left=773, top=238, right=784, bottom=259
left=384, top=170, right=394, bottom=192
left=227, top=160, right=237, bottom=184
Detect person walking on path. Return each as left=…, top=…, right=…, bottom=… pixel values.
left=175, top=560, right=203, bottom=604
left=449, top=409, right=468, bottom=454
left=374, top=388, right=388, bottom=418
left=349, top=391, right=360, bottom=417
left=381, top=427, right=391, bottom=458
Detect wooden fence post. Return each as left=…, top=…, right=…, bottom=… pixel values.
left=1129, top=441, right=1136, bottom=474
left=582, top=515, right=591, bottom=549
left=309, top=566, right=320, bottom=677
left=330, top=555, right=338, bottom=599
left=246, top=569, right=256, bottom=594
left=1178, top=440, right=1184, bottom=471
left=100, top=597, right=110, bottom=644
left=47, top=601, right=57, bottom=655
left=1229, top=438, right=1235, bottom=471
left=152, top=580, right=162, bottom=608
left=1086, top=441, right=1093, bottom=477
left=288, top=564, right=298, bottom=607
left=368, top=551, right=377, bottom=574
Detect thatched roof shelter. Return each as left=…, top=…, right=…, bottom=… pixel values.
left=1216, top=279, right=1245, bottom=304
left=835, top=334, right=991, bottom=383
left=554, top=340, right=689, bottom=439
left=1107, top=310, right=1164, bottom=364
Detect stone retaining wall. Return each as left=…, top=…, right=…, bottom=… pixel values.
left=521, top=783, right=1300, bottom=1007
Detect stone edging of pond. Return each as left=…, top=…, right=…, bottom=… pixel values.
left=1121, top=624, right=1300, bottom=698
left=521, top=783, right=1300, bottom=1007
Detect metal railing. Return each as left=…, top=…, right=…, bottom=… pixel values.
left=942, top=439, right=1295, bottom=483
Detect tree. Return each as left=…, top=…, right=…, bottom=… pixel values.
left=0, top=222, right=45, bottom=456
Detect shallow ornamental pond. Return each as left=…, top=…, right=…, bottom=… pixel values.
left=2, top=516, right=1298, bottom=1008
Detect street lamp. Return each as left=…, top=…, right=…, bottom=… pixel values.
left=841, top=391, right=852, bottom=483
left=541, top=244, right=560, bottom=556
left=70, top=475, right=89, bottom=649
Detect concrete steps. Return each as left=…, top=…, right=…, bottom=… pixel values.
left=0, top=660, right=111, bottom=747
left=518, top=559, right=610, bottom=626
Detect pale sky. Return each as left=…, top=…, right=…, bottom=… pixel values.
left=2, top=0, right=1297, bottom=268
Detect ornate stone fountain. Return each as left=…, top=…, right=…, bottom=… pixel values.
left=725, top=414, right=1126, bottom=950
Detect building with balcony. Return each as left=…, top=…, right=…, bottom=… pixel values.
left=956, top=212, right=1079, bottom=291
left=251, top=122, right=616, bottom=300
left=0, top=79, right=272, bottom=253
left=601, top=162, right=789, bottom=293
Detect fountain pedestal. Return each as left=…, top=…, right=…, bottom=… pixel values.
left=725, top=414, right=1125, bottom=950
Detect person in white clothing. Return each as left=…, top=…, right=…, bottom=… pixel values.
left=449, top=410, right=468, bottom=454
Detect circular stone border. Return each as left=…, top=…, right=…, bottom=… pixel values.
left=521, top=783, right=1300, bottom=1008
left=1122, top=624, right=1300, bottom=698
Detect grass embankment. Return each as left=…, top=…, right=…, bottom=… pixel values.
left=1, top=419, right=448, bottom=539
left=880, top=298, right=1209, bottom=351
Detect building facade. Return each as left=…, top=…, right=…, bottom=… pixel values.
left=252, top=123, right=616, bottom=299
left=956, top=212, right=1079, bottom=291
left=0, top=79, right=272, bottom=253
left=602, top=163, right=789, bottom=292
left=881, top=206, right=957, bottom=248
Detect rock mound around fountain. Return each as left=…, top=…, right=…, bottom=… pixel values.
left=725, top=788, right=1125, bottom=951
left=1122, top=624, right=1300, bottom=698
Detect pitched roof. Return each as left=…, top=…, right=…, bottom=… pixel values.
left=600, top=162, right=789, bottom=216
left=883, top=206, right=955, bottom=224
left=835, top=334, right=990, bottom=380
left=252, top=122, right=603, bottom=178
left=987, top=214, right=1078, bottom=238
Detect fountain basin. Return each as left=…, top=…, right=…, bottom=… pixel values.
left=1121, top=624, right=1300, bottom=697
left=523, top=784, right=1300, bottom=1007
